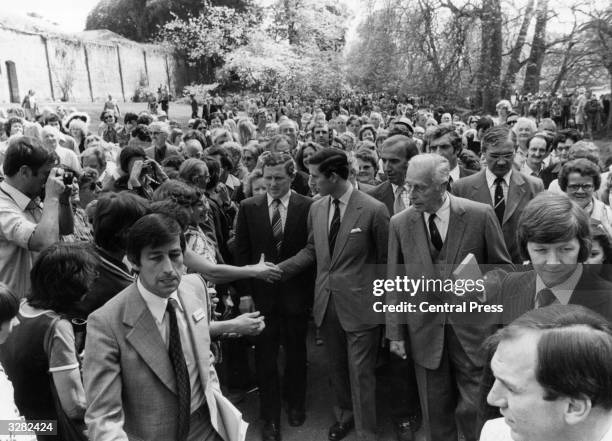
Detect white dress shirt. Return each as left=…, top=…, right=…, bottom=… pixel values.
left=423, top=192, right=451, bottom=243
left=328, top=185, right=353, bottom=229
left=137, top=278, right=205, bottom=413
left=449, top=165, right=461, bottom=183
left=267, top=190, right=291, bottom=231
left=485, top=168, right=511, bottom=204
left=534, top=264, right=583, bottom=307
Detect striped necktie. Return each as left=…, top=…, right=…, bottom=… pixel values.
left=271, top=199, right=283, bottom=253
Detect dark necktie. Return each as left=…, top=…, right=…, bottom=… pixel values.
left=494, top=177, right=505, bottom=225
left=329, top=199, right=341, bottom=256
left=166, top=299, right=191, bottom=441
left=428, top=213, right=443, bottom=252
left=536, top=288, right=556, bottom=308
left=447, top=176, right=453, bottom=192
left=271, top=199, right=283, bottom=253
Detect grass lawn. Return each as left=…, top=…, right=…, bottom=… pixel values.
left=40, top=101, right=195, bottom=128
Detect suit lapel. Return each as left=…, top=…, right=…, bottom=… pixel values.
left=473, top=171, right=493, bottom=206
left=255, top=195, right=275, bottom=242
left=283, top=193, right=301, bottom=244
left=178, top=284, right=210, bottom=388
left=569, top=268, right=610, bottom=311
left=504, top=172, right=526, bottom=224
left=331, top=190, right=363, bottom=265
left=409, top=213, right=434, bottom=270
left=444, top=196, right=467, bottom=268
left=317, top=199, right=332, bottom=263
left=123, top=284, right=177, bottom=394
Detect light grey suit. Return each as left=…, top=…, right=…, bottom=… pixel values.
left=84, top=274, right=225, bottom=441
left=279, top=189, right=389, bottom=439
left=385, top=194, right=511, bottom=441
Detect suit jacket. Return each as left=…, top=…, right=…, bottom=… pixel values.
left=233, top=192, right=314, bottom=316
left=452, top=170, right=544, bottom=263
left=84, top=275, right=225, bottom=441
left=279, top=189, right=389, bottom=332
left=490, top=265, right=612, bottom=325
left=367, top=181, right=395, bottom=216
left=386, top=194, right=512, bottom=370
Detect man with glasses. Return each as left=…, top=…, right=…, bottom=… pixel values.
left=453, top=125, right=544, bottom=263
left=145, top=122, right=181, bottom=163
left=386, top=153, right=510, bottom=441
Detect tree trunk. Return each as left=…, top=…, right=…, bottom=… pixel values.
left=523, top=0, right=549, bottom=94
left=550, top=41, right=576, bottom=95
left=500, top=0, right=535, bottom=98
left=478, top=0, right=503, bottom=112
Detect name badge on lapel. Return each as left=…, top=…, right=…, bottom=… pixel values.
left=193, top=308, right=206, bottom=322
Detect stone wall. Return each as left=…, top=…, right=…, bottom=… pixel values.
left=0, top=24, right=183, bottom=103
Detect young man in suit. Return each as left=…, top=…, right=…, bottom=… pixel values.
left=84, top=214, right=226, bottom=441
left=278, top=148, right=389, bottom=441
left=426, top=123, right=476, bottom=187
left=233, top=152, right=314, bottom=441
left=386, top=154, right=511, bottom=441
left=452, top=125, right=544, bottom=263
left=367, top=135, right=420, bottom=216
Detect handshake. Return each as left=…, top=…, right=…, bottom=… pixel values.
left=250, top=253, right=283, bottom=283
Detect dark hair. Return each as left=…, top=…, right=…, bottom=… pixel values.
left=4, top=117, right=23, bottom=137
left=206, top=146, right=233, bottom=171
left=458, top=149, right=481, bottom=171
left=136, top=114, right=154, bottom=126
left=152, top=179, right=202, bottom=207
left=43, top=113, right=64, bottom=130
left=78, top=167, right=100, bottom=189
left=126, top=213, right=186, bottom=267
left=358, top=124, right=377, bottom=141
left=169, top=128, right=183, bottom=145
left=355, top=149, right=378, bottom=171
left=559, top=158, right=601, bottom=192
left=0, top=283, right=18, bottom=324
left=149, top=200, right=191, bottom=232
left=93, top=192, right=149, bottom=253
left=517, top=192, right=591, bottom=262
left=130, top=124, right=151, bottom=142
left=100, top=111, right=116, bottom=123
left=476, top=116, right=494, bottom=133
left=28, top=242, right=98, bottom=315
left=590, top=219, right=612, bottom=264
left=381, top=134, right=419, bottom=160
left=308, top=148, right=350, bottom=180
left=555, top=129, right=582, bottom=146
left=490, top=304, right=612, bottom=410
left=123, top=112, right=138, bottom=125
left=182, top=129, right=208, bottom=149
left=202, top=156, right=220, bottom=190
left=261, top=151, right=296, bottom=178
left=295, top=141, right=322, bottom=172
left=3, top=136, right=57, bottom=177
left=426, top=123, right=462, bottom=154
left=267, top=134, right=292, bottom=153
left=161, top=155, right=185, bottom=172
left=119, top=146, right=147, bottom=174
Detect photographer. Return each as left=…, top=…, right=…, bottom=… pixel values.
left=0, top=136, right=74, bottom=298
left=103, top=145, right=168, bottom=200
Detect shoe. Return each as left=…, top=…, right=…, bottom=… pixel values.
left=395, top=420, right=415, bottom=441
left=288, top=408, right=306, bottom=427
left=262, top=421, right=281, bottom=441
left=328, top=420, right=354, bottom=441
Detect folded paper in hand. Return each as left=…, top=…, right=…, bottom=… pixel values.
left=212, top=388, right=249, bottom=441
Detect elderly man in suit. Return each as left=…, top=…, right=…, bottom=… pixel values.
left=145, top=121, right=181, bottom=163
left=279, top=148, right=389, bottom=441
left=426, top=123, right=476, bottom=187
left=452, top=125, right=544, bottom=263
left=481, top=305, right=612, bottom=441
left=368, top=135, right=420, bottom=215
left=84, top=214, right=230, bottom=441
left=386, top=154, right=511, bottom=441
left=233, top=152, right=314, bottom=441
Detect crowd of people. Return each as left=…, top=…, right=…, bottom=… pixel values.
left=0, top=86, right=611, bottom=441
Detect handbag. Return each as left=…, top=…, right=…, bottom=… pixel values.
left=44, top=315, right=88, bottom=441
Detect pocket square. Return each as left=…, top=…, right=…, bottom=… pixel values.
left=350, top=228, right=362, bottom=233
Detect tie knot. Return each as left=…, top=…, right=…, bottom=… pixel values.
left=166, top=298, right=179, bottom=312
left=396, top=185, right=404, bottom=195
left=333, top=199, right=340, bottom=207
left=494, top=177, right=505, bottom=185
left=537, top=288, right=556, bottom=307
left=429, top=213, right=436, bottom=221
left=273, top=199, right=281, bottom=207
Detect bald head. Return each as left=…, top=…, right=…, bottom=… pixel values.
left=41, top=125, right=61, bottom=151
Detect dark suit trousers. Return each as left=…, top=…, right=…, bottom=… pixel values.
left=255, top=313, right=308, bottom=421
left=415, top=325, right=481, bottom=441
left=320, top=297, right=379, bottom=440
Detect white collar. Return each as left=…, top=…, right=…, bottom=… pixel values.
left=449, top=164, right=460, bottom=181
left=137, top=277, right=181, bottom=324
left=426, top=192, right=450, bottom=218
left=485, top=168, right=512, bottom=187
left=267, top=190, right=291, bottom=208
left=331, top=184, right=353, bottom=205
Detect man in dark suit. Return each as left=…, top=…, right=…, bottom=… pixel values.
left=233, top=152, right=314, bottom=441
left=367, top=135, right=420, bottom=216
left=279, top=149, right=389, bottom=441
left=386, top=154, right=511, bottom=441
left=84, top=214, right=230, bottom=441
left=477, top=192, right=612, bottom=435
left=426, top=123, right=477, bottom=188
left=452, top=125, right=544, bottom=263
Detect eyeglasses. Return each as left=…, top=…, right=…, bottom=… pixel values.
left=487, top=153, right=514, bottom=161
left=567, top=184, right=594, bottom=191
left=507, top=120, right=518, bottom=125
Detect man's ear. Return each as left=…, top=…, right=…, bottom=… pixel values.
left=564, top=395, right=592, bottom=426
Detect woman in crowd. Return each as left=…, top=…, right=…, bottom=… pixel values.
left=354, top=149, right=380, bottom=186
left=242, top=143, right=261, bottom=174
left=559, top=158, right=612, bottom=236
left=98, top=111, right=119, bottom=144
left=68, top=119, right=89, bottom=154
left=587, top=220, right=612, bottom=281
left=295, top=141, right=321, bottom=173
left=358, top=124, right=377, bottom=143
left=238, top=118, right=257, bottom=146
left=245, top=169, right=267, bottom=197
left=0, top=243, right=96, bottom=440
left=347, top=115, right=362, bottom=137
left=512, top=117, right=537, bottom=169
